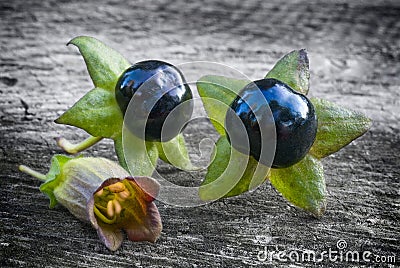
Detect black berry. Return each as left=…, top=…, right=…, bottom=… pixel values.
left=115, top=60, right=193, bottom=142
left=225, top=78, right=317, bottom=168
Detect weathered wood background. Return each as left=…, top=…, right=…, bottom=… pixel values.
left=1, top=0, right=399, bottom=267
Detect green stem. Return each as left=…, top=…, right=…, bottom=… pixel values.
left=56, top=135, right=103, bottom=154
left=19, top=165, right=47, bottom=182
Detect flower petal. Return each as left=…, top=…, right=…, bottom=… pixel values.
left=130, top=176, right=160, bottom=201
left=97, top=223, right=124, bottom=251
left=88, top=176, right=162, bottom=250
left=124, top=177, right=162, bottom=242
left=86, top=180, right=124, bottom=251
left=125, top=202, right=162, bottom=243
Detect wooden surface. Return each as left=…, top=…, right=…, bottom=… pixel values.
left=1, top=0, right=399, bottom=267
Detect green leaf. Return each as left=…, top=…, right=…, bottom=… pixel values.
left=68, top=36, right=131, bottom=91
left=155, top=134, right=199, bottom=171
left=199, top=136, right=269, bottom=200
left=120, top=129, right=158, bottom=176
left=265, top=49, right=310, bottom=95
left=39, top=155, right=77, bottom=208
left=55, top=87, right=123, bottom=139
left=269, top=154, right=326, bottom=217
left=197, top=75, right=250, bottom=135
left=309, top=98, right=371, bottom=159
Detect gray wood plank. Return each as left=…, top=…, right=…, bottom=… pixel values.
left=1, top=0, right=399, bottom=267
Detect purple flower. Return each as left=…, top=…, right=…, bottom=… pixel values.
left=19, top=155, right=162, bottom=251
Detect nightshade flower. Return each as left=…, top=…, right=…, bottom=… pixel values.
left=19, top=155, right=162, bottom=251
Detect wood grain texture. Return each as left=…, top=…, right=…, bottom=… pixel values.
left=1, top=0, right=399, bottom=267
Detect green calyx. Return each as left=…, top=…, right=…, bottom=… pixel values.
left=67, top=36, right=131, bottom=92
left=269, top=155, right=326, bottom=217
left=309, top=97, right=371, bottom=159
left=197, top=49, right=371, bottom=216
left=265, top=49, right=310, bottom=95
left=55, top=36, right=127, bottom=141
left=18, top=155, right=77, bottom=208
left=55, top=87, right=123, bottom=139
left=54, top=36, right=197, bottom=176
left=199, top=136, right=269, bottom=201
left=197, top=76, right=250, bottom=135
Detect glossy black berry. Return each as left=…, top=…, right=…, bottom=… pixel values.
left=115, top=60, right=193, bottom=142
left=225, top=78, right=317, bottom=168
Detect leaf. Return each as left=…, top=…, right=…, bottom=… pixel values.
left=265, top=49, right=310, bottom=95
left=55, top=87, right=123, bottom=139
left=39, top=155, right=77, bottom=208
left=309, top=98, right=371, bottom=159
left=68, top=36, right=131, bottom=91
left=199, top=136, right=269, bottom=200
left=155, top=134, right=199, bottom=171
left=197, top=75, right=250, bottom=135
left=120, top=128, right=158, bottom=176
left=269, top=154, right=326, bottom=217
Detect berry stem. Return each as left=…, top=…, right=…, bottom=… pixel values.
left=19, top=165, right=47, bottom=182
left=56, top=135, right=103, bottom=154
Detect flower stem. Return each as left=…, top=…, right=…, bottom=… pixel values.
left=56, top=135, right=103, bottom=154
left=19, top=165, right=47, bottom=182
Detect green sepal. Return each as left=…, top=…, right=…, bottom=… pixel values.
left=67, top=36, right=131, bottom=91
left=199, top=136, right=269, bottom=200
left=155, top=134, right=199, bottom=171
left=119, top=129, right=159, bottom=176
left=265, top=49, right=310, bottom=95
left=269, top=154, right=326, bottom=217
left=55, top=87, right=123, bottom=139
left=113, top=132, right=128, bottom=171
left=197, top=75, right=250, bottom=135
left=309, top=98, right=372, bottom=159
left=39, top=155, right=79, bottom=208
